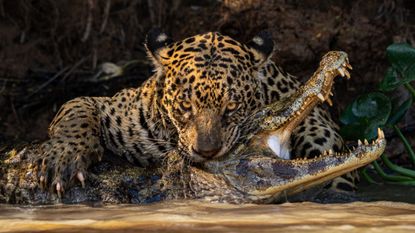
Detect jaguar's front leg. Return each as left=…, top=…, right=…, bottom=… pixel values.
left=35, top=97, right=105, bottom=197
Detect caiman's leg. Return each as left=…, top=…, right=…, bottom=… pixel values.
left=36, top=97, right=105, bottom=197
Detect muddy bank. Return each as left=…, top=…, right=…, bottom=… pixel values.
left=0, top=0, right=414, bottom=144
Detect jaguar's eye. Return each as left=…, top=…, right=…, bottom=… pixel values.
left=180, top=101, right=192, bottom=111
left=226, top=102, right=239, bottom=112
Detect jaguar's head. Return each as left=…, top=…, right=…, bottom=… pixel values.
left=146, top=29, right=274, bottom=162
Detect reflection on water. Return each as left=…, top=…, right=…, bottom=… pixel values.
left=1, top=201, right=415, bottom=233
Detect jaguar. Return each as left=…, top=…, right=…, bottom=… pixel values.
left=36, top=29, right=345, bottom=197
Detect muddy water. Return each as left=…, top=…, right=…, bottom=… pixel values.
left=1, top=201, right=415, bottom=233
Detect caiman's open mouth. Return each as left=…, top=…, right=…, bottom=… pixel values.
left=191, top=127, right=385, bottom=203
left=243, top=128, right=386, bottom=200
left=192, top=51, right=386, bottom=203
left=247, top=51, right=352, bottom=160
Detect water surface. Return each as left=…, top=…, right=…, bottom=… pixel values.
left=1, top=201, right=415, bottom=233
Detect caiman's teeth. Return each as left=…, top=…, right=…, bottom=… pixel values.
left=329, top=149, right=333, bottom=155
left=364, top=139, right=369, bottom=145
left=344, top=69, right=351, bottom=79
left=329, top=91, right=334, bottom=96
left=317, top=93, right=325, bottom=102
left=377, top=128, right=385, bottom=139
left=326, top=97, right=333, bottom=106
left=337, top=67, right=345, bottom=77
left=358, top=139, right=362, bottom=146
left=346, top=63, right=353, bottom=70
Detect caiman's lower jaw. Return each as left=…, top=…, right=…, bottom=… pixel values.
left=245, top=128, right=386, bottom=200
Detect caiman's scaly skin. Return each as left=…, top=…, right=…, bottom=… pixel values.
left=162, top=51, right=386, bottom=203
left=0, top=51, right=386, bottom=204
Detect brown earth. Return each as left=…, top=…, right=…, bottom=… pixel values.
left=0, top=0, right=414, bottom=160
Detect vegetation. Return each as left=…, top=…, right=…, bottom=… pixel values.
left=340, top=43, right=415, bottom=185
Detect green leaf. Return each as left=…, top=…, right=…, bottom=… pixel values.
left=387, top=97, right=413, bottom=125
left=379, top=67, right=401, bottom=91
left=403, top=63, right=415, bottom=83
left=340, top=122, right=367, bottom=140
left=351, top=92, right=391, bottom=124
left=339, top=104, right=359, bottom=125
left=340, top=92, right=391, bottom=140
left=340, top=115, right=382, bottom=140
left=387, top=43, right=415, bottom=73
left=380, top=43, right=415, bottom=90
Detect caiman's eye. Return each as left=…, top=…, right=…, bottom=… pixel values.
left=226, top=102, right=239, bottom=112
left=180, top=101, right=192, bottom=111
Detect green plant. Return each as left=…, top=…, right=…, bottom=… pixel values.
left=340, top=43, right=415, bottom=185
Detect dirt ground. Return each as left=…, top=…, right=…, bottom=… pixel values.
left=0, top=0, right=414, bottom=153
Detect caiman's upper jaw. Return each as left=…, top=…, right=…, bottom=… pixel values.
left=314, top=51, right=352, bottom=106
left=278, top=51, right=352, bottom=129
left=249, top=51, right=352, bottom=159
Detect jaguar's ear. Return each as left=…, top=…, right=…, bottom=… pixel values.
left=145, top=28, right=174, bottom=69
left=247, top=31, right=274, bottom=66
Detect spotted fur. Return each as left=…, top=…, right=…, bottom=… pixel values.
left=36, top=30, right=343, bottom=191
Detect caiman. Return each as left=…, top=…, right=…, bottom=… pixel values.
left=0, top=51, right=386, bottom=204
